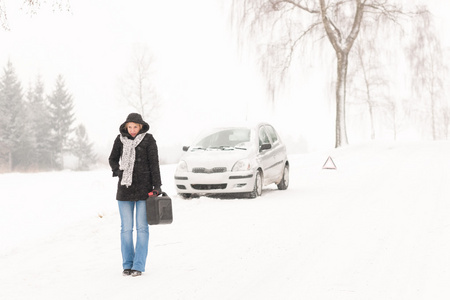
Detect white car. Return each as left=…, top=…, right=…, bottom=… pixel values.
left=174, top=123, right=289, bottom=198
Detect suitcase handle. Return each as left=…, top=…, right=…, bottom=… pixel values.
left=148, top=191, right=168, bottom=197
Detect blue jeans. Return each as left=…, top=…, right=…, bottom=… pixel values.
left=117, top=200, right=149, bottom=272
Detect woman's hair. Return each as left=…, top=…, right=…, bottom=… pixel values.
left=124, top=122, right=143, bottom=130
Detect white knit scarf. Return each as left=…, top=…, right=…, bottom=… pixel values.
left=119, top=133, right=146, bottom=187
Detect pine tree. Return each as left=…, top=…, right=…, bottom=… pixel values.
left=47, top=74, right=75, bottom=169
left=0, top=60, right=29, bottom=171
left=26, top=75, right=53, bottom=171
left=70, top=124, right=97, bottom=171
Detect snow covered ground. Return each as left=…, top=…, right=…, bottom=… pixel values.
left=1, top=141, right=450, bottom=300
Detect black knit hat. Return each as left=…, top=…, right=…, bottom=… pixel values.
left=120, top=113, right=150, bottom=135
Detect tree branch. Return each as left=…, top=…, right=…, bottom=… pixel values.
left=270, top=0, right=320, bottom=14
left=282, top=21, right=322, bottom=73
left=344, top=0, right=364, bottom=52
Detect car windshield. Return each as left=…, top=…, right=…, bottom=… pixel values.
left=191, top=128, right=251, bottom=150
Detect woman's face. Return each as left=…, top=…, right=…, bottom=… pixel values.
left=126, top=122, right=141, bottom=137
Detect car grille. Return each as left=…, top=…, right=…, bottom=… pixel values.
left=192, top=167, right=227, bottom=173
left=191, top=184, right=227, bottom=190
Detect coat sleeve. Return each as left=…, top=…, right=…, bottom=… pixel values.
left=147, top=134, right=162, bottom=188
left=108, top=135, right=122, bottom=177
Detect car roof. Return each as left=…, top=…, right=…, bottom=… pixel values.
left=206, top=121, right=273, bottom=130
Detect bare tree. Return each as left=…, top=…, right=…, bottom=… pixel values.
left=347, top=34, right=394, bottom=140
left=119, top=44, right=160, bottom=121
left=348, top=44, right=375, bottom=140
left=0, top=0, right=7, bottom=30
left=442, top=105, right=450, bottom=140
left=386, top=99, right=398, bottom=140
left=22, top=0, right=70, bottom=11
left=230, top=0, right=418, bottom=147
left=407, top=9, right=447, bottom=140
left=0, top=0, right=70, bottom=30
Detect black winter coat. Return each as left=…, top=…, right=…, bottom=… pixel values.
left=109, top=132, right=162, bottom=201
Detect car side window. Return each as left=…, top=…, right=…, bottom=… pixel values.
left=259, top=127, right=270, bottom=147
left=265, top=125, right=278, bottom=144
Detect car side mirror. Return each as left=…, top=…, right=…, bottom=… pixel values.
left=182, top=146, right=190, bottom=152
left=259, top=143, right=271, bottom=152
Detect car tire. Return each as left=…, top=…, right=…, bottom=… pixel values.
left=249, top=170, right=263, bottom=198
left=277, top=164, right=289, bottom=190
left=179, top=193, right=192, bottom=199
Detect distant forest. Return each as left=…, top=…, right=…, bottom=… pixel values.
left=0, top=59, right=96, bottom=173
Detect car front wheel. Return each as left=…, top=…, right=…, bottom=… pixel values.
left=249, top=170, right=263, bottom=198
left=277, top=164, right=289, bottom=190
left=179, top=193, right=192, bottom=199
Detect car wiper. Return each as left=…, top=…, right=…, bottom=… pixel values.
left=208, top=146, right=247, bottom=151
left=190, top=146, right=205, bottom=151
left=208, top=146, right=235, bottom=150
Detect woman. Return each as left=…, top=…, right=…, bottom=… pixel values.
left=109, top=113, right=162, bottom=277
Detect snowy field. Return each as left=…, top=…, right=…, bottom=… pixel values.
left=1, top=141, right=450, bottom=300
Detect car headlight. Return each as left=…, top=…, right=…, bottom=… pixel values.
left=232, top=159, right=251, bottom=172
left=176, top=160, right=188, bottom=173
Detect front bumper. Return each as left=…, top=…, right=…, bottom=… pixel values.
left=174, top=171, right=255, bottom=194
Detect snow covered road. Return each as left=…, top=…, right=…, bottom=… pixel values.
left=1, top=141, right=450, bottom=299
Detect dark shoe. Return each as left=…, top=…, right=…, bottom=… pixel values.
left=122, top=269, right=132, bottom=276
left=131, top=270, right=142, bottom=277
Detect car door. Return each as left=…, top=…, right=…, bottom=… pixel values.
left=264, top=125, right=286, bottom=182
left=257, top=125, right=277, bottom=185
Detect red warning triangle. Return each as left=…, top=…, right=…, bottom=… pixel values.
left=322, top=156, right=337, bottom=170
